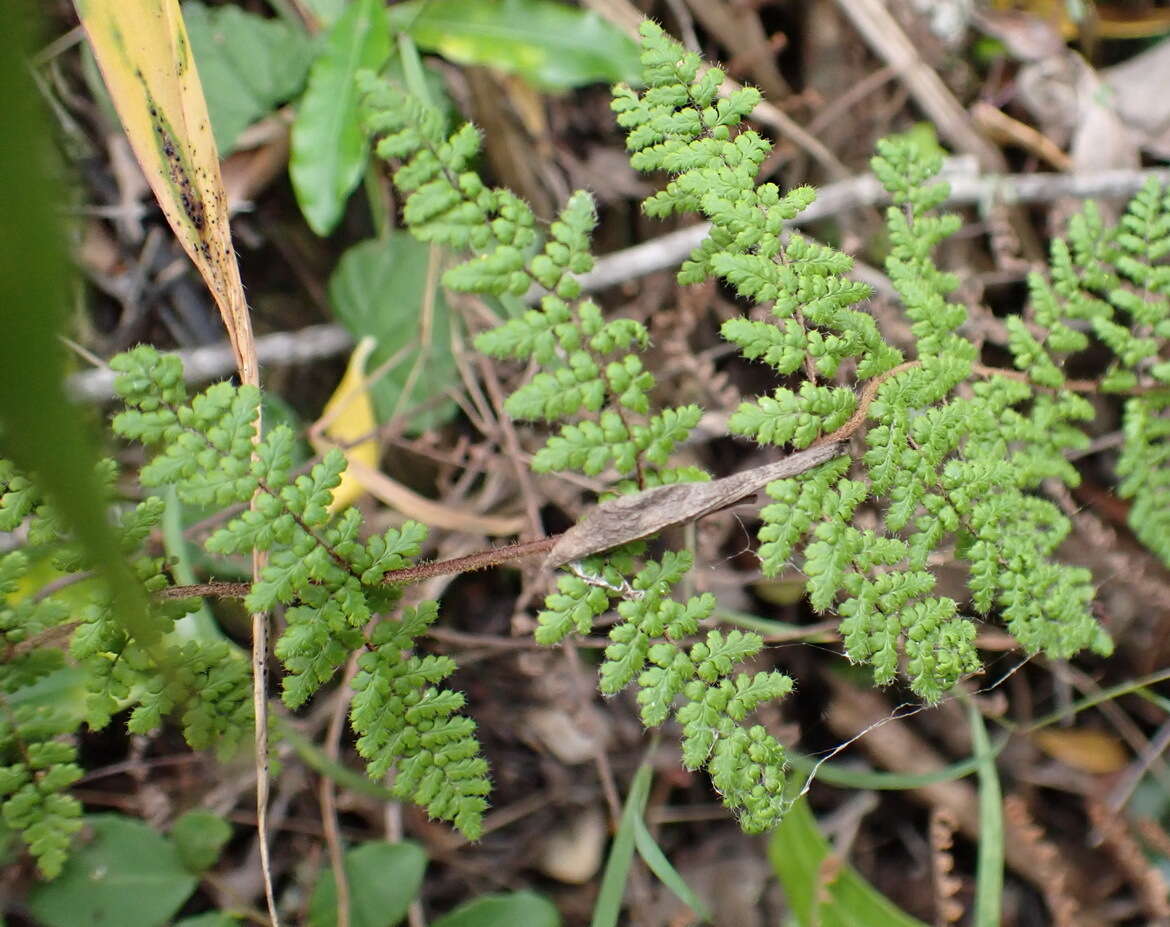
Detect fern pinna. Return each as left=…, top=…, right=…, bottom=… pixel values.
left=0, top=449, right=250, bottom=878
left=109, top=348, right=490, bottom=839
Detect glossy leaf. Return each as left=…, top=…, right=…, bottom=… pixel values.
left=387, top=0, right=640, bottom=90
left=291, top=0, right=391, bottom=235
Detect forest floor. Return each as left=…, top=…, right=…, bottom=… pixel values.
left=18, top=1, right=1170, bottom=925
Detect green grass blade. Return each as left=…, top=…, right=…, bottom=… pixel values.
left=631, top=815, right=711, bottom=922
left=591, top=761, right=652, bottom=927
left=969, top=700, right=1004, bottom=927
left=769, top=797, right=929, bottom=927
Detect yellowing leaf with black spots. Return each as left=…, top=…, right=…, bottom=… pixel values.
left=74, top=0, right=256, bottom=385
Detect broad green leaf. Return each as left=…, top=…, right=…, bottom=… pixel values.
left=27, top=815, right=198, bottom=927
left=768, top=798, right=928, bottom=927
left=184, top=1, right=314, bottom=155
left=387, top=0, right=641, bottom=90
left=75, top=0, right=256, bottom=382
left=7, top=667, right=90, bottom=727
left=3, top=3, right=156, bottom=650
left=308, top=841, right=427, bottom=927
left=431, top=891, right=560, bottom=927
left=328, top=235, right=458, bottom=433
left=171, top=810, right=232, bottom=874
left=291, top=0, right=391, bottom=235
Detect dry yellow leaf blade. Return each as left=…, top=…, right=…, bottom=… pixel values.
left=314, top=337, right=380, bottom=513
left=74, top=0, right=256, bottom=385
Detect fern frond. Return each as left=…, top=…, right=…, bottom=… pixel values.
left=350, top=602, right=490, bottom=838
left=110, top=350, right=489, bottom=838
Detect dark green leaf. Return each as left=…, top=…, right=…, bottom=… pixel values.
left=328, top=235, right=458, bottom=433
left=171, top=809, right=232, bottom=874
left=431, top=891, right=560, bottom=927
left=183, top=2, right=314, bottom=155
left=387, top=0, right=640, bottom=90
left=308, top=840, right=427, bottom=927
left=291, top=0, right=391, bottom=234
left=27, top=815, right=198, bottom=927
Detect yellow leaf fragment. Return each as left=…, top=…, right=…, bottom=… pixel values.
left=314, top=337, right=380, bottom=512
left=1031, top=727, right=1129, bottom=775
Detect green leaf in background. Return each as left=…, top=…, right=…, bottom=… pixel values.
left=387, top=0, right=641, bottom=90
left=171, top=809, right=232, bottom=874
left=7, top=666, right=90, bottom=726
left=26, top=815, right=198, bottom=927
left=308, top=840, right=427, bottom=927
left=175, top=914, right=242, bottom=927
left=291, top=0, right=391, bottom=235
left=768, top=798, right=929, bottom=927
left=328, top=234, right=459, bottom=433
left=431, top=891, right=560, bottom=927
left=183, top=1, right=314, bottom=156
left=301, top=0, right=349, bottom=29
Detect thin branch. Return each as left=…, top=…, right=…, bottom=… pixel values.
left=151, top=355, right=1153, bottom=604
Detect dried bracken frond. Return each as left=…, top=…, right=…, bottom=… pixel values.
left=929, top=808, right=965, bottom=925
left=1003, top=795, right=1082, bottom=927
left=1087, top=798, right=1170, bottom=921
